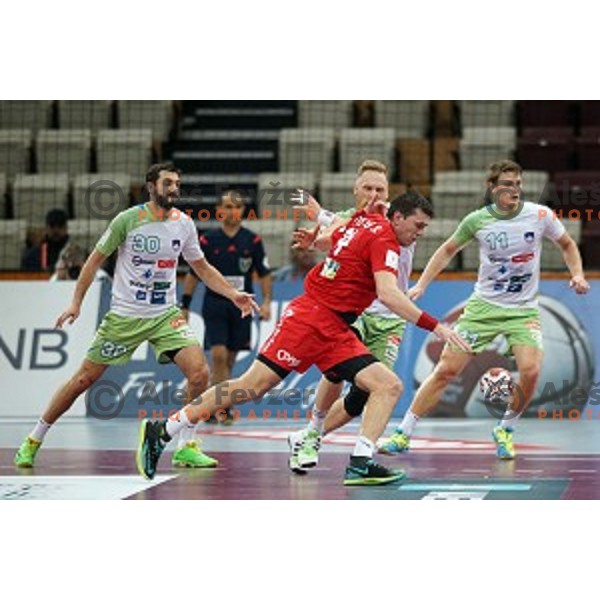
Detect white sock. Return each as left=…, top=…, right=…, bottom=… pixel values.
left=165, top=407, right=192, bottom=440
left=353, top=435, right=375, bottom=458
left=400, top=410, right=419, bottom=436
left=177, top=423, right=196, bottom=449
left=499, top=410, right=520, bottom=431
left=30, top=419, right=51, bottom=443
left=308, top=407, right=327, bottom=434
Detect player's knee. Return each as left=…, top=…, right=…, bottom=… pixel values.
left=370, top=374, right=403, bottom=401
left=343, top=386, right=369, bottom=417
left=435, top=361, right=460, bottom=384
left=387, top=376, right=404, bottom=399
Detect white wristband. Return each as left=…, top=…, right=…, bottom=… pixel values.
left=317, top=209, right=336, bottom=228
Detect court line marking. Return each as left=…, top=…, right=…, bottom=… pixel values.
left=400, top=483, right=532, bottom=491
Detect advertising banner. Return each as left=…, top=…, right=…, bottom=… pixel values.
left=0, top=281, right=103, bottom=417
left=2, top=279, right=595, bottom=421
left=81, top=277, right=598, bottom=421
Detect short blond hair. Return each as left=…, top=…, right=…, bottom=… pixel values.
left=357, top=159, right=388, bottom=177
left=486, top=160, right=522, bottom=186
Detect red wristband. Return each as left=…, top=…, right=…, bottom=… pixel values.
left=416, top=312, right=439, bottom=332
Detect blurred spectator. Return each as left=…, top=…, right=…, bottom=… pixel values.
left=273, top=243, right=318, bottom=282
left=49, top=242, right=110, bottom=282
left=22, top=208, right=69, bottom=272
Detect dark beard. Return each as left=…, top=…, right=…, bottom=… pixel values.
left=155, top=194, right=171, bottom=209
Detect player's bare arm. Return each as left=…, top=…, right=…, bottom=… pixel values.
left=188, top=257, right=259, bottom=317
left=554, top=232, right=590, bottom=294
left=55, top=248, right=107, bottom=328
left=259, top=272, right=273, bottom=321
left=375, top=270, right=472, bottom=353
left=180, top=271, right=200, bottom=321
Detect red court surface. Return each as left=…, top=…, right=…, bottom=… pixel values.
left=2, top=419, right=600, bottom=499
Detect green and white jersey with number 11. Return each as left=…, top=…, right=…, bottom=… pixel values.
left=96, top=204, right=204, bottom=317
left=451, top=202, right=566, bottom=309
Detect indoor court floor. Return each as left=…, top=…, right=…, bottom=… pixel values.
left=1, top=417, right=600, bottom=500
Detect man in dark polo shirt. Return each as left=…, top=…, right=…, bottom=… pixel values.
left=180, top=190, right=272, bottom=424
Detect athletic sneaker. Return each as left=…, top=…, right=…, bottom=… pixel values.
left=343, top=456, right=406, bottom=486
left=298, top=430, right=321, bottom=468
left=287, top=429, right=308, bottom=474
left=136, top=419, right=168, bottom=480
left=378, top=429, right=410, bottom=455
left=288, top=429, right=321, bottom=474
left=493, top=425, right=516, bottom=460
left=14, top=437, right=41, bottom=468
left=172, top=441, right=218, bottom=468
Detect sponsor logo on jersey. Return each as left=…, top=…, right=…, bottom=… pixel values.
left=153, top=281, right=171, bottom=290
left=385, top=249, right=399, bottom=270
left=132, top=255, right=155, bottom=267
left=157, top=259, right=176, bottom=268
left=129, top=279, right=153, bottom=290
left=511, top=252, right=535, bottom=263
left=320, top=257, right=340, bottom=280
left=524, top=231, right=535, bottom=243
left=489, top=255, right=510, bottom=264
left=143, top=268, right=153, bottom=279
left=150, top=291, right=167, bottom=305
left=136, top=290, right=147, bottom=301
left=239, top=257, right=252, bottom=273
left=276, top=349, right=301, bottom=368
left=172, top=240, right=181, bottom=251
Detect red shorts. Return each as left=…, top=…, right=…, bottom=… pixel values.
left=258, top=295, right=371, bottom=376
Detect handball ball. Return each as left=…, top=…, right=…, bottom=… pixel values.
left=479, top=367, right=513, bottom=403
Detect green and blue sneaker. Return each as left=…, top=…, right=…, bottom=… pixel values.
left=172, top=441, right=218, bottom=468
left=378, top=429, right=410, bottom=455
left=136, top=419, right=168, bottom=480
left=14, top=437, right=42, bottom=468
left=492, top=426, right=515, bottom=460
left=343, top=456, right=406, bottom=486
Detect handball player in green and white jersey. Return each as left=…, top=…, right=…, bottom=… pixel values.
left=379, top=160, right=590, bottom=459
left=14, top=162, right=257, bottom=470
left=286, top=160, right=430, bottom=474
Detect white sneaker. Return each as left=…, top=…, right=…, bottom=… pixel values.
left=287, top=429, right=308, bottom=474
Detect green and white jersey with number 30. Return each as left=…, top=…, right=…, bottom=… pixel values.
left=451, top=202, right=566, bottom=309
left=96, top=203, right=204, bottom=317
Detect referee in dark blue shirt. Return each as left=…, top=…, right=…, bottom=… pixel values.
left=180, top=191, right=272, bottom=424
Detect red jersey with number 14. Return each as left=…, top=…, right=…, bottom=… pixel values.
left=304, top=210, right=400, bottom=315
